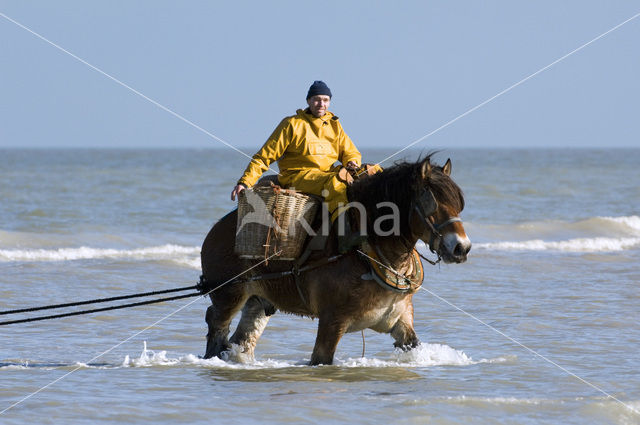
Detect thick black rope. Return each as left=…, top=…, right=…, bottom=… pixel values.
left=0, top=251, right=343, bottom=327
left=0, top=285, right=198, bottom=316
left=0, top=292, right=202, bottom=326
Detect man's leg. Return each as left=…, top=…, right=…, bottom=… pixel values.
left=280, top=169, right=362, bottom=253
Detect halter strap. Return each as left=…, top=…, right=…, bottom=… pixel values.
left=412, top=203, right=463, bottom=255
left=433, top=217, right=462, bottom=232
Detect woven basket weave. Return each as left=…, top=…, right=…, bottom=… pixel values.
left=235, top=185, right=319, bottom=261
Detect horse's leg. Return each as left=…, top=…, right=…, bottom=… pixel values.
left=204, top=288, right=249, bottom=359
left=310, top=314, right=347, bottom=366
left=229, top=296, right=275, bottom=360
left=390, top=306, right=420, bottom=350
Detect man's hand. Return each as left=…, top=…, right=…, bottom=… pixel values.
left=346, top=161, right=359, bottom=170
left=231, top=184, right=246, bottom=201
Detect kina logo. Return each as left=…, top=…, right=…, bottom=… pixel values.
left=236, top=189, right=282, bottom=235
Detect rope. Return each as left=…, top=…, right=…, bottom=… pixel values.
left=1, top=250, right=343, bottom=327
left=0, top=285, right=198, bottom=316
left=0, top=292, right=201, bottom=326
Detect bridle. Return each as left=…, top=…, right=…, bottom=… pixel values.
left=411, top=188, right=462, bottom=261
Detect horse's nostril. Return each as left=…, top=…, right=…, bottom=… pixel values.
left=453, top=242, right=471, bottom=258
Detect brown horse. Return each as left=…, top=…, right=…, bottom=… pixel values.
left=200, top=155, right=470, bottom=365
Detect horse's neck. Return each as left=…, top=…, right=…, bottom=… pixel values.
left=375, top=236, right=417, bottom=274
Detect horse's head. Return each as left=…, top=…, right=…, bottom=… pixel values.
left=347, top=156, right=470, bottom=263
left=411, top=157, right=471, bottom=263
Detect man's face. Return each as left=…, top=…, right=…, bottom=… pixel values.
left=307, top=95, right=331, bottom=117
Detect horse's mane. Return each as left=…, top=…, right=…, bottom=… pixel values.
left=347, top=155, right=465, bottom=242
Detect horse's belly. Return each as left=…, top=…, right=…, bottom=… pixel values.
left=347, top=306, right=402, bottom=333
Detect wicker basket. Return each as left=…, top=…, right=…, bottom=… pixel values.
left=235, top=185, right=320, bottom=261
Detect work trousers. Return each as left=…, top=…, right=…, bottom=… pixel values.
left=279, top=167, right=347, bottom=221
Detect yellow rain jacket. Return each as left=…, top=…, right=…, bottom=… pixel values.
left=237, top=108, right=361, bottom=217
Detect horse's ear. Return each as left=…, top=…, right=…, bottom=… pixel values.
left=442, top=158, right=452, bottom=176
left=420, top=159, right=432, bottom=181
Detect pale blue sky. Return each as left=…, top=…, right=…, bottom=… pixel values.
left=1, top=1, right=639, bottom=150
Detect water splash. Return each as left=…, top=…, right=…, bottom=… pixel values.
left=117, top=342, right=494, bottom=370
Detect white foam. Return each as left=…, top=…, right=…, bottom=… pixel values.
left=475, top=236, right=640, bottom=253
left=442, top=395, right=546, bottom=406
left=122, top=341, right=181, bottom=367
left=119, top=342, right=480, bottom=370
left=464, top=215, right=640, bottom=253
left=0, top=244, right=200, bottom=265
left=7, top=342, right=494, bottom=371
left=395, top=342, right=475, bottom=366
left=341, top=343, right=476, bottom=367
left=121, top=342, right=295, bottom=369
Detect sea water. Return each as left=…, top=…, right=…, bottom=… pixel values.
left=1, top=148, right=639, bottom=424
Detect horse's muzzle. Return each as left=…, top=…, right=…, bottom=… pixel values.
left=440, top=233, right=471, bottom=264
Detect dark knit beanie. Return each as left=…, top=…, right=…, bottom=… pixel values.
left=306, top=80, right=332, bottom=99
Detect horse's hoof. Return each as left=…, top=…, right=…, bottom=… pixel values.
left=204, top=341, right=231, bottom=360
left=394, top=339, right=420, bottom=351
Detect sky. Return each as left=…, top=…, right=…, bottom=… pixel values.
left=1, top=1, right=639, bottom=150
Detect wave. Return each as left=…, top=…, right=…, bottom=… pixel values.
left=466, top=215, right=640, bottom=253
left=468, top=215, right=639, bottom=238
left=417, top=235, right=640, bottom=254
left=474, top=237, right=640, bottom=253
left=1, top=216, right=637, bottom=263
left=0, top=244, right=200, bottom=267
left=607, top=215, right=640, bottom=230
left=436, top=395, right=611, bottom=407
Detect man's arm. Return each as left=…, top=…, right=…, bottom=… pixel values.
left=230, top=118, right=292, bottom=200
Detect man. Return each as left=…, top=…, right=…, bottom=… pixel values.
left=231, top=81, right=361, bottom=223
